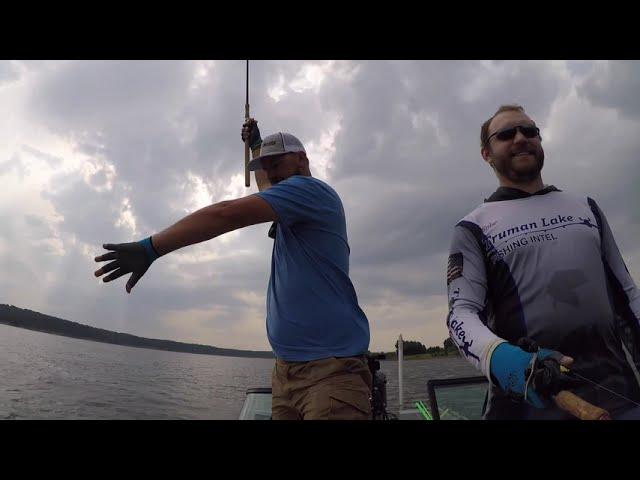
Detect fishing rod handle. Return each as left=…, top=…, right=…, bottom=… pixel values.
left=553, top=390, right=611, bottom=420
left=244, top=106, right=250, bottom=187
left=244, top=143, right=250, bottom=187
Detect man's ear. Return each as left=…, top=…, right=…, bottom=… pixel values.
left=481, top=146, right=493, bottom=167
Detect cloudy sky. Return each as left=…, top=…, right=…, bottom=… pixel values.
left=1, top=60, right=639, bottom=353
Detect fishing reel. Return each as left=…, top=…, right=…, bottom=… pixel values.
left=268, top=222, right=277, bottom=239
left=517, top=338, right=580, bottom=402
left=366, top=353, right=396, bottom=420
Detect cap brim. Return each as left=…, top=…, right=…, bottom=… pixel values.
left=247, top=151, right=286, bottom=171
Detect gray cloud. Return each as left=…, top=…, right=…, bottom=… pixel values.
left=24, top=214, right=55, bottom=238
left=0, top=61, right=20, bottom=85
left=4, top=60, right=640, bottom=352
left=21, top=145, right=63, bottom=168
left=324, top=61, right=571, bottom=303
left=42, top=173, right=127, bottom=246
left=27, top=61, right=194, bottom=133
left=578, top=61, right=640, bottom=119
left=0, top=153, right=29, bottom=179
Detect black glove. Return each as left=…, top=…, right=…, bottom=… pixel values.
left=241, top=118, right=262, bottom=150
left=530, top=357, right=582, bottom=398
left=94, top=237, right=159, bottom=294
left=517, top=337, right=580, bottom=399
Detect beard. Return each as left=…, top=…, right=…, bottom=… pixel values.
left=492, top=146, right=545, bottom=183
left=269, top=165, right=303, bottom=185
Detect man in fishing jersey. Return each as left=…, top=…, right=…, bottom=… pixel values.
left=446, top=104, right=640, bottom=419
left=94, top=119, right=372, bottom=420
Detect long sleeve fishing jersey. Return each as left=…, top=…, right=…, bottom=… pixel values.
left=446, top=185, right=640, bottom=419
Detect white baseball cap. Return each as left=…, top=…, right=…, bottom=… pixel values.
left=248, top=132, right=306, bottom=171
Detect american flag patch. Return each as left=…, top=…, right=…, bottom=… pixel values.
left=447, top=253, right=463, bottom=285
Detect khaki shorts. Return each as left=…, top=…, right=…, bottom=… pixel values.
left=271, top=355, right=373, bottom=420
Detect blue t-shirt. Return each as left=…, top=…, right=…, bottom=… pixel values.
left=256, top=175, right=370, bottom=361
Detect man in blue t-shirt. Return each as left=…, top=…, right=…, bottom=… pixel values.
left=94, top=118, right=372, bottom=420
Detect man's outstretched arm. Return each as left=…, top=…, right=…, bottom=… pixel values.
left=152, top=195, right=276, bottom=255
left=94, top=194, right=277, bottom=293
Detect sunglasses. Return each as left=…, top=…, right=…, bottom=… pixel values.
left=485, top=125, right=540, bottom=145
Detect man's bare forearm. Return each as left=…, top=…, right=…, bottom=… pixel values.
left=151, top=144, right=273, bottom=257
left=151, top=196, right=276, bottom=256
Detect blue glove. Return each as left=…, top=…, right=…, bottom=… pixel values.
left=94, top=237, right=160, bottom=294
left=138, top=237, right=160, bottom=263
left=489, top=342, right=565, bottom=408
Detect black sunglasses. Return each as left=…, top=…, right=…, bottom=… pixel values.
left=485, top=125, right=540, bottom=145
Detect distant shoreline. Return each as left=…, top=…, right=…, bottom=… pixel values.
left=380, top=352, right=461, bottom=361
left=0, top=304, right=460, bottom=362
left=1, top=322, right=275, bottom=359
left=0, top=304, right=274, bottom=360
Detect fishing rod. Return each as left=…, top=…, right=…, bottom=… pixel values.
left=244, top=60, right=250, bottom=188
left=552, top=390, right=611, bottom=420
left=520, top=339, right=614, bottom=420
left=560, top=366, right=640, bottom=409
left=525, top=351, right=640, bottom=420
left=534, top=360, right=640, bottom=419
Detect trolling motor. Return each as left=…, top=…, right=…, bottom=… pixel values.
left=366, top=353, right=396, bottom=420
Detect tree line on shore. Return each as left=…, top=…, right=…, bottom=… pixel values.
left=0, top=304, right=274, bottom=358
left=369, top=337, right=459, bottom=358
left=1, top=303, right=458, bottom=360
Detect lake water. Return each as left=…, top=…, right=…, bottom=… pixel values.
left=0, top=323, right=478, bottom=419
